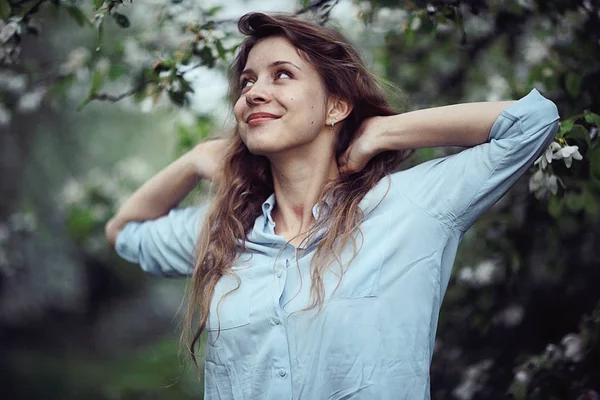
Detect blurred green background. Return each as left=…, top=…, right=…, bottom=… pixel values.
left=1, top=0, right=599, bottom=399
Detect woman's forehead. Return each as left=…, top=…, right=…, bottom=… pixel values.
left=244, top=36, right=307, bottom=69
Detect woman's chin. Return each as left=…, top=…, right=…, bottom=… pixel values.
left=245, top=141, right=279, bottom=156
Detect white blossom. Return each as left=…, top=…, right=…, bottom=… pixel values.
left=410, top=16, right=421, bottom=31
left=17, top=87, right=46, bottom=112
left=515, top=370, right=530, bottom=383
left=90, top=204, right=109, bottom=221
left=140, top=97, right=154, bottom=113
left=457, top=266, right=475, bottom=284
left=494, top=304, right=524, bottom=327
left=473, top=260, right=500, bottom=285
left=0, top=21, right=18, bottom=43
left=60, top=179, right=86, bottom=206
left=453, top=359, right=493, bottom=400
left=544, top=343, right=564, bottom=363
left=561, top=333, right=584, bottom=362
left=524, top=38, right=548, bottom=64
left=95, top=57, right=111, bottom=76
left=59, top=47, right=91, bottom=75
left=535, top=142, right=561, bottom=170
left=0, top=71, right=26, bottom=92
left=529, top=170, right=558, bottom=198
left=486, top=75, right=509, bottom=101
left=114, top=158, right=152, bottom=183
left=8, top=212, right=37, bottom=232
left=552, top=145, right=583, bottom=168
left=457, top=260, right=501, bottom=287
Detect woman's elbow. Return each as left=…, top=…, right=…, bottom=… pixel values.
left=105, top=217, right=124, bottom=248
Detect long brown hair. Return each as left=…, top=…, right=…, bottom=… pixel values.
left=183, top=12, right=413, bottom=367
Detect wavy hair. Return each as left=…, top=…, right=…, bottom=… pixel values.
left=183, top=12, right=413, bottom=367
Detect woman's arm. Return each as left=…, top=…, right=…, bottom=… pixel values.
left=339, top=100, right=517, bottom=174
left=378, top=89, right=558, bottom=232
left=376, top=100, right=516, bottom=150
left=105, top=139, right=227, bottom=247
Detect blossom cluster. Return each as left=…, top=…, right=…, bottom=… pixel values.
left=529, top=139, right=583, bottom=199
left=58, top=157, right=152, bottom=254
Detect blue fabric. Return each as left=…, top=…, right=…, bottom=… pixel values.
left=115, top=89, right=559, bottom=400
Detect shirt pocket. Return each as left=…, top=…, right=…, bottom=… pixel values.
left=206, top=265, right=251, bottom=333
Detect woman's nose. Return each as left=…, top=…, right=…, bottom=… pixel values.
left=245, top=81, right=270, bottom=106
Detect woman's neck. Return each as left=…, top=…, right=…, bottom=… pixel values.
left=269, top=151, right=339, bottom=244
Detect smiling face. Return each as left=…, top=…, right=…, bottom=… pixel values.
left=233, top=36, right=331, bottom=157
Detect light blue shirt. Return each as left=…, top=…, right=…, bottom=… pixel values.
left=115, top=89, right=559, bottom=400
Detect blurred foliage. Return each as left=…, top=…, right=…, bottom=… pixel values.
left=1, top=0, right=599, bottom=400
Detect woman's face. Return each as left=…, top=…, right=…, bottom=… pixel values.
left=233, top=36, right=330, bottom=157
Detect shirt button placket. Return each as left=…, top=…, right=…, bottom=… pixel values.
left=270, top=255, right=291, bottom=398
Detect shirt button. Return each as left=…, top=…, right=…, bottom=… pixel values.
left=278, top=368, right=287, bottom=377
left=273, top=318, right=281, bottom=325
left=276, top=270, right=282, bottom=278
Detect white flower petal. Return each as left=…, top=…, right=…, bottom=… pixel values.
left=550, top=142, right=562, bottom=151
left=547, top=175, right=558, bottom=194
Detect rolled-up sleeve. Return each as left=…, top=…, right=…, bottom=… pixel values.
left=115, top=206, right=207, bottom=276
left=392, top=88, right=560, bottom=232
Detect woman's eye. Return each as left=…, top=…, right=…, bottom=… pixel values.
left=276, top=71, right=291, bottom=80
left=241, top=79, right=253, bottom=90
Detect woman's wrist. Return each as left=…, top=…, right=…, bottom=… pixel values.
left=374, top=114, right=411, bottom=152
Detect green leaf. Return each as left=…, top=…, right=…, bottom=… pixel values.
left=95, top=15, right=104, bottom=51
left=582, top=190, right=598, bottom=217
left=404, top=23, right=415, bottom=45
left=194, top=46, right=215, bottom=68
left=590, top=146, right=600, bottom=183
left=66, top=207, right=96, bottom=241
left=108, top=64, right=128, bottom=80
left=547, top=196, right=564, bottom=219
left=584, top=110, right=600, bottom=128
left=90, top=70, right=103, bottom=94
left=112, top=12, right=130, bottom=28
left=77, top=70, right=104, bottom=110
left=560, top=119, right=574, bottom=133
left=94, top=0, right=104, bottom=11
left=215, top=39, right=226, bottom=60
left=0, top=0, right=11, bottom=21
left=565, top=193, right=584, bottom=212
left=65, top=6, right=91, bottom=26
left=565, top=124, right=591, bottom=151
left=565, top=72, right=581, bottom=98
left=206, top=6, right=222, bottom=16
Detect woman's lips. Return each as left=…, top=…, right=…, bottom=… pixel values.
left=247, top=113, right=280, bottom=126
left=248, top=117, right=278, bottom=126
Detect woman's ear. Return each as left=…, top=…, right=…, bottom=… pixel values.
left=327, top=98, right=353, bottom=126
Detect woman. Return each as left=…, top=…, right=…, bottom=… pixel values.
left=106, top=12, right=559, bottom=400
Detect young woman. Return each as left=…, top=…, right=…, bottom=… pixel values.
left=106, top=12, right=559, bottom=400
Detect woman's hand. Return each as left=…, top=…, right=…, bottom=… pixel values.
left=338, top=116, right=386, bottom=175
left=192, top=138, right=231, bottom=182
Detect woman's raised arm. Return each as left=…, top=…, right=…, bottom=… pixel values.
left=105, top=139, right=228, bottom=247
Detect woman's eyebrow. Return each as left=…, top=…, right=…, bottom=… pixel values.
left=241, top=60, right=302, bottom=76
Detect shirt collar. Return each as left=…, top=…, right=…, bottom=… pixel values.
left=261, top=193, right=332, bottom=225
